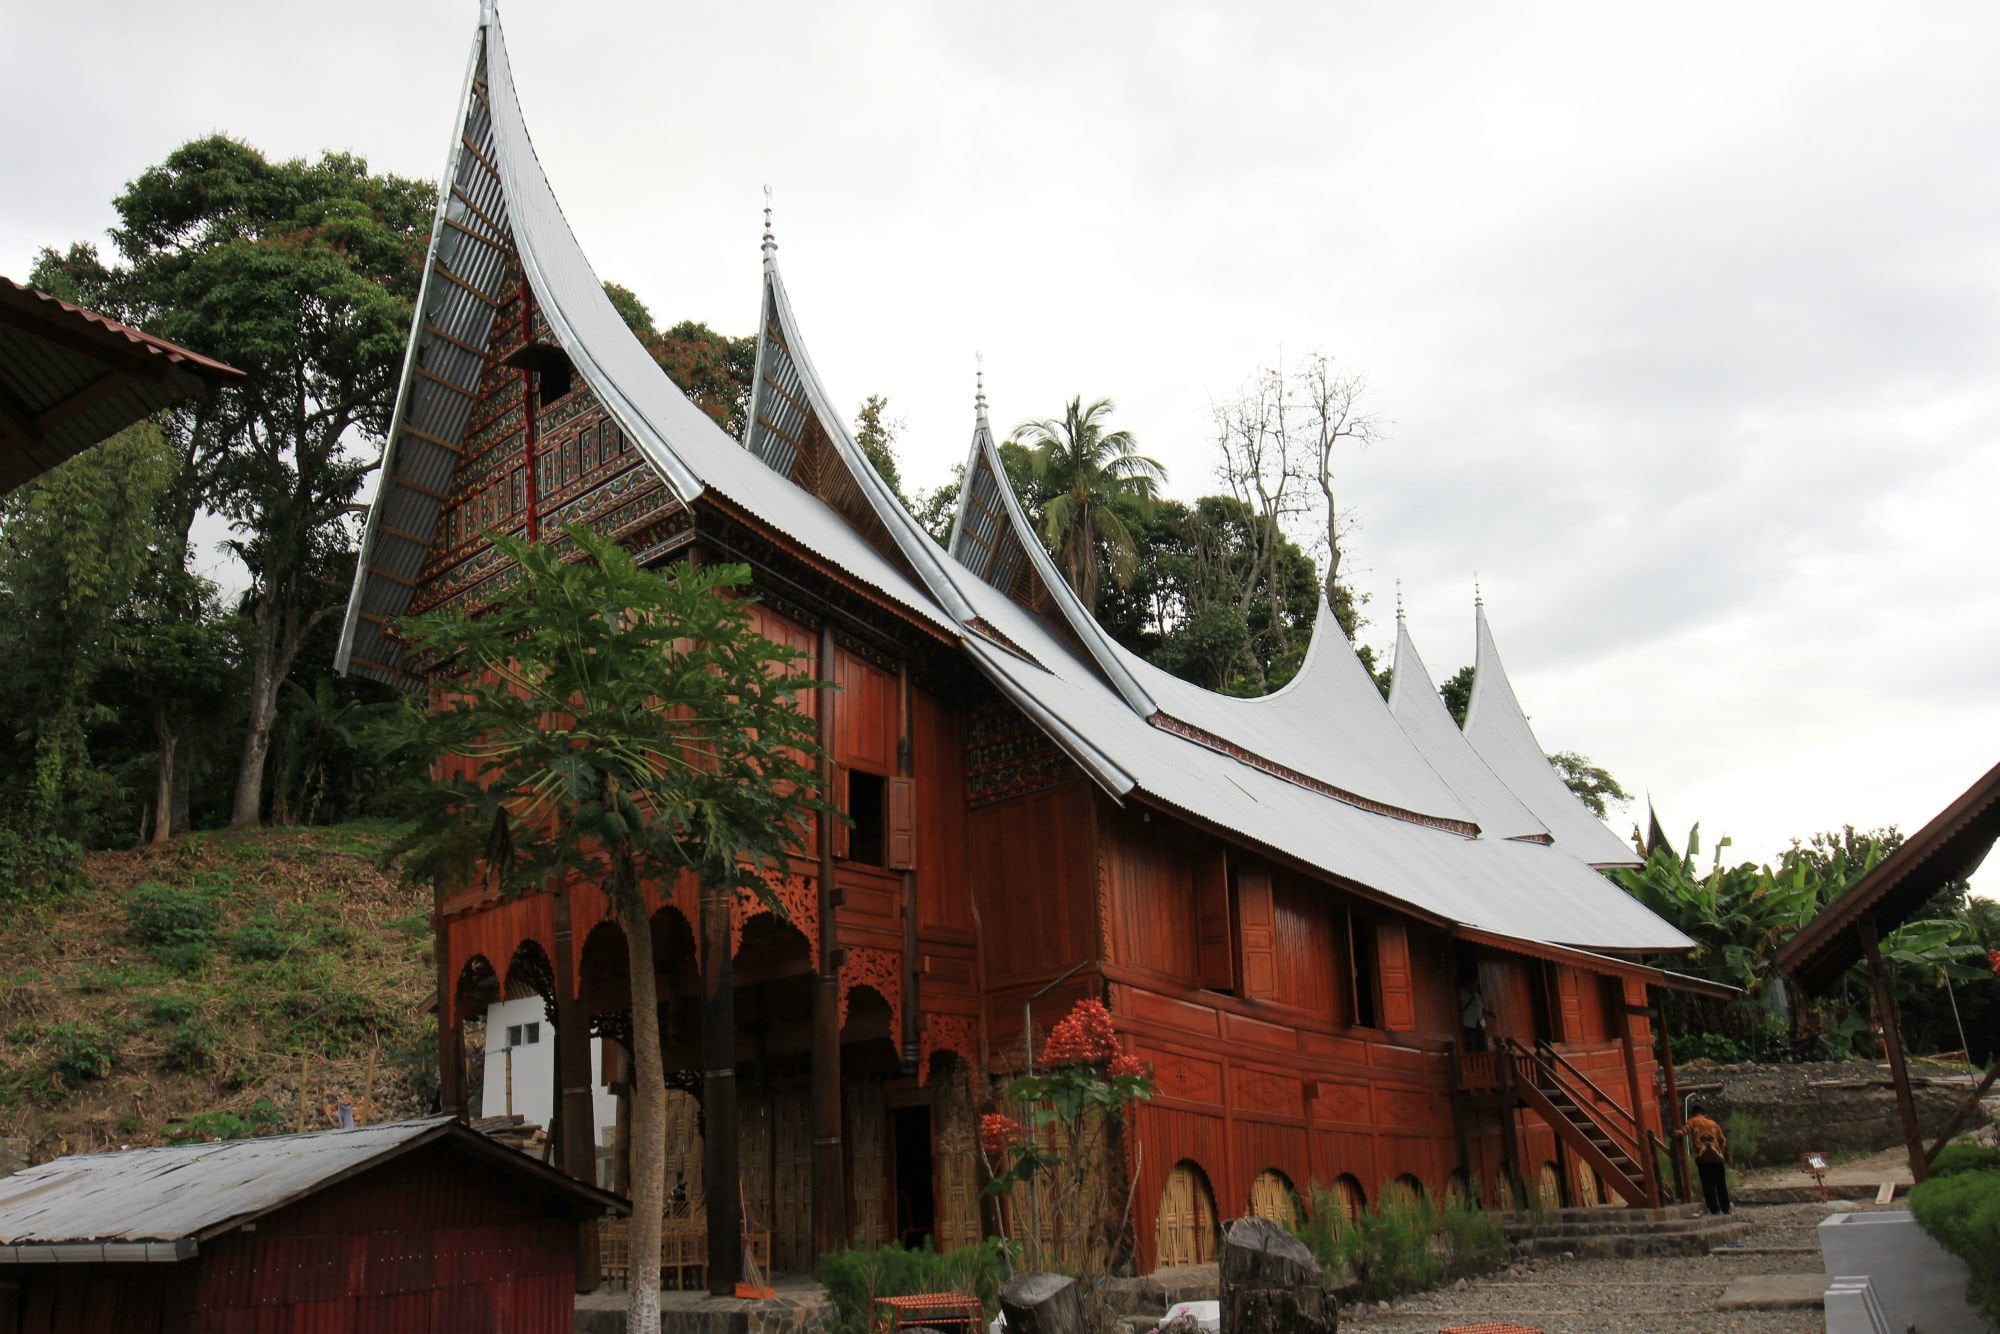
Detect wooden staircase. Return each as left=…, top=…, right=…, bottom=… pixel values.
left=1500, top=1037, right=1661, bottom=1209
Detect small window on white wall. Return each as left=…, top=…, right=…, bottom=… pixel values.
left=505, top=1022, right=542, bottom=1049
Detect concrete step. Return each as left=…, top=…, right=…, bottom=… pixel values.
left=1510, top=1219, right=1755, bottom=1260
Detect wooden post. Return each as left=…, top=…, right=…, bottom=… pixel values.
left=1858, top=915, right=1930, bottom=1185
left=811, top=619, right=847, bottom=1266
left=435, top=880, right=465, bottom=1118
left=1925, top=1058, right=2000, bottom=1164
left=551, top=883, right=600, bottom=1291
left=1498, top=1043, right=1523, bottom=1207
left=1616, top=987, right=1657, bottom=1207
left=1653, top=988, right=1690, bottom=1206
left=701, top=879, right=743, bottom=1292
left=898, top=659, right=919, bottom=1068
left=1446, top=1041, right=1474, bottom=1199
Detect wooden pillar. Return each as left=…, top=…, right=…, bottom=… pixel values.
left=1497, top=1045, right=1523, bottom=1206
left=550, top=885, right=601, bottom=1291
left=1445, top=1045, right=1474, bottom=1198
left=812, top=620, right=847, bottom=1264
left=898, top=659, right=919, bottom=1068
left=701, top=880, right=742, bottom=1292
left=1616, top=986, right=1657, bottom=1207
left=1858, top=916, right=1930, bottom=1184
left=434, top=880, right=466, bottom=1119
left=1653, top=988, right=1690, bottom=1206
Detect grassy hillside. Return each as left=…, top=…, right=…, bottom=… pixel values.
left=0, top=824, right=435, bottom=1165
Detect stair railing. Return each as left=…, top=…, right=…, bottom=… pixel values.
left=1529, top=1038, right=1646, bottom=1166
left=1499, top=1038, right=1643, bottom=1170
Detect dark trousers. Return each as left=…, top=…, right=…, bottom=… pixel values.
left=1697, top=1160, right=1730, bottom=1214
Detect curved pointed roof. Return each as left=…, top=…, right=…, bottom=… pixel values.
left=1388, top=613, right=1548, bottom=841
left=1463, top=602, right=1642, bottom=867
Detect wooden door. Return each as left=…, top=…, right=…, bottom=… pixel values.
left=773, top=1086, right=812, bottom=1271
left=663, top=1089, right=705, bottom=1214
left=933, top=1074, right=981, bottom=1253
left=1247, top=1171, right=1298, bottom=1229
left=846, top=1078, right=887, bottom=1247
left=1154, top=1163, right=1218, bottom=1268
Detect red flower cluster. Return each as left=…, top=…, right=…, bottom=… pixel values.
left=1989, top=948, right=2000, bottom=976
left=1107, top=1053, right=1147, bottom=1080
left=980, top=1113, right=1024, bottom=1157
left=1042, top=998, right=1120, bottom=1067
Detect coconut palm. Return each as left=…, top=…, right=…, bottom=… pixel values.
left=1012, top=396, right=1167, bottom=615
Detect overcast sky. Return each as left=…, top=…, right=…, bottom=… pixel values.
left=6, top=1, right=1996, bottom=872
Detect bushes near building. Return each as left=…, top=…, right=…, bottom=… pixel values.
left=818, top=1238, right=1011, bottom=1334
left=1291, top=1183, right=1506, bottom=1302
left=1908, top=1143, right=2000, bottom=1326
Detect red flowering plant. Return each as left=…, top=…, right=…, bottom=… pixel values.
left=979, top=997, right=1155, bottom=1273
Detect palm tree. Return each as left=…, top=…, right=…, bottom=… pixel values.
left=1012, top=396, right=1167, bottom=615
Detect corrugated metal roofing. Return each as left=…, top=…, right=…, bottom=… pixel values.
left=1388, top=614, right=1549, bottom=842
left=1463, top=603, right=1645, bottom=868
left=0, top=1118, right=616, bottom=1254
left=0, top=276, right=241, bottom=495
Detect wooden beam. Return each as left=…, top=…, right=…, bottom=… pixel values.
left=390, top=473, right=449, bottom=502
left=401, top=421, right=465, bottom=454
left=368, top=564, right=419, bottom=589
left=433, top=263, right=501, bottom=310
left=442, top=214, right=509, bottom=254
left=1653, top=986, right=1691, bottom=1205
left=460, top=134, right=502, bottom=182
left=1924, top=1058, right=2000, bottom=1164
left=348, top=652, right=415, bottom=679
left=448, top=185, right=509, bottom=240
left=375, top=521, right=430, bottom=547
left=1859, top=915, right=1930, bottom=1184
left=34, top=369, right=136, bottom=434
left=423, top=322, right=489, bottom=361
left=414, top=365, right=479, bottom=400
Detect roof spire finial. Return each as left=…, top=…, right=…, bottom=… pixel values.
left=974, top=352, right=988, bottom=420
left=1396, top=579, right=1405, bottom=624
left=1474, top=573, right=1483, bottom=609
left=761, top=185, right=777, bottom=267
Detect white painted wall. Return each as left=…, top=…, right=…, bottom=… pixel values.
left=480, top=997, right=617, bottom=1151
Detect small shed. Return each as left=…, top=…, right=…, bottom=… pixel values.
left=1774, top=759, right=2000, bottom=1183
left=0, top=1116, right=622, bottom=1334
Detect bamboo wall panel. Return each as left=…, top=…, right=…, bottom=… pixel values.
left=846, top=1077, right=887, bottom=1247
left=773, top=1086, right=812, bottom=1271
left=663, top=1090, right=704, bottom=1211
left=741, top=1090, right=775, bottom=1253
left=933, top=1070, right=981, bottom=1253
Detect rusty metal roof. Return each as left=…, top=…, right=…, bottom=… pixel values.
left=0, top=276, right=241, bottom=494
left=0, top=1117, right=620, bottom=1263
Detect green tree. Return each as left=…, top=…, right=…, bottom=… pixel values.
left=35, top=135, right=435, bottom=829
left=645, top=320, right=755, bottom=438
left=0, top=424, right=178, bottom=839
left=379, top=524, right=831, bottom=1334
left=603, top=281, right=657, bottom=337
left=1012, top=396, right=1166, bottom=615
left=852, top=394, right=905, bottom=501
left=1439, top=665, right=1475, bottom=726
left=1547, top=750, right=1631, bottom=819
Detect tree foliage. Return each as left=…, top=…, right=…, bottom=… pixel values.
left=376, top=523, right=832, bottom=1332
left=852, top=394, right=905, bottom=501
left=1011, top=396, right=1166, bottom=615
left=643, top=320, right=755, bottom=438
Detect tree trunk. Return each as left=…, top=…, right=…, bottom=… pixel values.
left=231, top=619, right=280, bottom=828
left=619, top=880, right=666, bottom=1334
left=1000, top=1273, right=1085, bottom=1334
left=151, top=696, right=177, bottom=849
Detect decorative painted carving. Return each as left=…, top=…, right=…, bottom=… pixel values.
left=920, top=1013, right=980, bottom=1092
left=840, top=946, right=902, bottom=1035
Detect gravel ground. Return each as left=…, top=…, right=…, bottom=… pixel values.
left=1336, top=1198, right=1886, bottom=1334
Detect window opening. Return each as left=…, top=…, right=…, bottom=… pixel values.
left=1349, top=912, right=1380, bottom=1028
left=504, top=1021, right=541, bottom=1049
left=847, top=770, right=887, bottom=866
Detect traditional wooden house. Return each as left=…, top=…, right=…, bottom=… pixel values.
left=336, top=4, right=1722, bottom=1283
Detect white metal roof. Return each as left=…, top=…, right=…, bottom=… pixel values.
left=1388, top=614, right=1550, bottom=842
left=1463, top=603, right=1645, bottom=868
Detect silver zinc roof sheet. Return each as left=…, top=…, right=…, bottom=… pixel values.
left=1388, top=614, right=1549, bottom=842
left=953, top=574, right=1688, bottom=951
left=0, top=1120, right=450, bottom=1248
left=1463, top=603, right=1644, bottom=869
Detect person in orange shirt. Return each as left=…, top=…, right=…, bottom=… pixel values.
left=1686, top=1103, right=1731, bottom=1214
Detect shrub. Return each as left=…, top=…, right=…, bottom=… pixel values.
left=819, top=1238, right=1011, bottom=1334
left=0, top=826, right=89, bottom=906
left=164, top=1110, right=256, bottom=1144
left=1725, top=1111, right=1762, bottom=1167
left=1670, top=1030, right=1750, bottom=1065
left=147, top=995, right=198, bottom=1025
left=124, top=881, right=222, bottom=965
left=1291, top=1184, right=1505, bottom=1301
left=1909, top=1166, right=2000, bottom=1325
left=1931, top=1142, right=2000, bottom=1179
left=161, top=1019, right=216, bottom=1073
left=45, top=1023, right=118, bottom=1083
left=229, top=914, right=294, bottom=962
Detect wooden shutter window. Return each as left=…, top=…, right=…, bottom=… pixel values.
left=1235, top=868, right=1277, bottom=1001
left=1375, top=918, right=1416, bottom=1032
left=1193, top=847, right=1235, bottom=992
left=886, top=776, right=915, bottom=870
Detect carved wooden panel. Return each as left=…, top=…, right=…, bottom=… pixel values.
left=773, top=1085, right=812, bottom=1271
left=840, top=945, right=902, bottom=1037
left=1230, top=1066, right=1302, bottom=1120
left=1154, top=1162, right=1218, bottom=1268
left=1313, top=1079, right=1371, bottom=1126
left=732, top=874, right=818, bottom=961
left=933, top=1071, right=981, bottom=1254
left=1149, top=1052, right=1224, bottom=1106
left=663, top=1089, right=705, bottom=1213
left=846, top=1078, right=886, bottom=1247
left=919, top=1013, right=979, bottom=1092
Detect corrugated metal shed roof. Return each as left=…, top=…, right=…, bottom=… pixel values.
left=0, top=1118, right=619, bottom=1259
left=1463, top=603, right=1645, bottom=868
left=0, top=276, right=241, bottom=495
